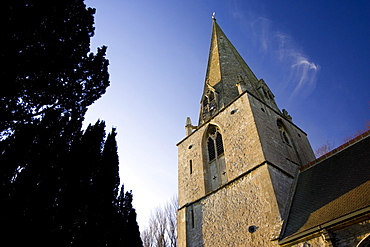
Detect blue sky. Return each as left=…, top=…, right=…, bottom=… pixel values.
left=83, top=0, right=370, bottom=229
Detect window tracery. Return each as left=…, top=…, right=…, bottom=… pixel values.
left=277, top=119, right=292, bottom=146
left=204, top=125, right=227, bottom=192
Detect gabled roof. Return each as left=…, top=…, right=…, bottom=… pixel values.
left=281, top=130, right=370, bottom=242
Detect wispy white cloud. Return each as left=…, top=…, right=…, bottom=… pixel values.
left=230, top=3, right=320, bottom=100
left=251, top=17, right=272, bottom=52
left=290, top=53, right=320, bottom=99
left=275, top=32, right=320, bottom=99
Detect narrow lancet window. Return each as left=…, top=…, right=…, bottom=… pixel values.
left=191, top=208, right=195, bottom=228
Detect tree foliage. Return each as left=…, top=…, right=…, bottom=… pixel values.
left=0, top=1, right=142, bottom=246
left=1, top=0, right=109, bottom=137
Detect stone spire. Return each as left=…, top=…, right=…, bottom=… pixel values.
left=198, top=19, right=280, bottom=125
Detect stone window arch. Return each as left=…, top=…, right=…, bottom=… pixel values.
left=357, top=234, right=370, bottom=247
left=277, top=119, right=292, bottom=146
left=204, top=124, right=227, bottom=192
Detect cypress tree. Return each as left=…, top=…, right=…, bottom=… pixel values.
left=0, top=1, right=142, bottom=246
left=118, top=186, right=143, bottom=247
left=0, top=0, right=109, bottom=136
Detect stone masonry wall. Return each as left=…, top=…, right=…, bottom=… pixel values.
left=250, top=95, right=315, bottom=175
left=178, top=92, right=267, bottom=208
left=283, top=218, right=370, bottom=247
left=288, top=235, right=327, bottom=247
left=177, top=91, right=314, bottom=247
left=178, top=91, right=314, bottom=208
left=184, top=164, right=284, bottom=247
left=332, top=218, right=370, bottom=247
left=177, top=126, right=206, bottom=208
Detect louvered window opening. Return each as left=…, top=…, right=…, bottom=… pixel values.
left=208, top=132, right=224, bottom=162
left=209, top=91, right=215, bottom=101
left=216, top=133, right=224, bottom=156
left=203, top=97, right=208, bottom=107
left=207, top=137, right=216, bottom=161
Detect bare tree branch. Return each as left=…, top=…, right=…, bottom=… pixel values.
left=142, top=195, right=178, bottom=247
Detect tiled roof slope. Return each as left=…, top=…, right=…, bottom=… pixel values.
left=282, top=130, right=370, bottom=239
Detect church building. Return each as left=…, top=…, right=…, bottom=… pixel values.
left=177, top=18, right=370, bottom=247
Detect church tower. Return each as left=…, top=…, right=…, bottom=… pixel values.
left=177, top=18, right=315, bottom=246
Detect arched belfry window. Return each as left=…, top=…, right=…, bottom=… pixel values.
left=277, top=119, right=291, bottom=146
left=204, top=125, right=227, bottom=192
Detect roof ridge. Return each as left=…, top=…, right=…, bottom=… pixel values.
left=300, top=129, right=370, bottom=171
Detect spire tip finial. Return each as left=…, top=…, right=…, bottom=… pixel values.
left=212, top=12, right=216, bottom=21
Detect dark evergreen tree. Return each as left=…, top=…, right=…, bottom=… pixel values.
left=0, top=1, right=142, bottom=246
left=0, top=0, right=109, bottom=136
left=98, top=128, right=120, bottom=202
left=3, top=110, right=74, bottom=245
left=118, top=187, right=143, bottom=247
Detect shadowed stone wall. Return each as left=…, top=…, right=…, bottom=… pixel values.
left=286, top=218, right=370, bottom=247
